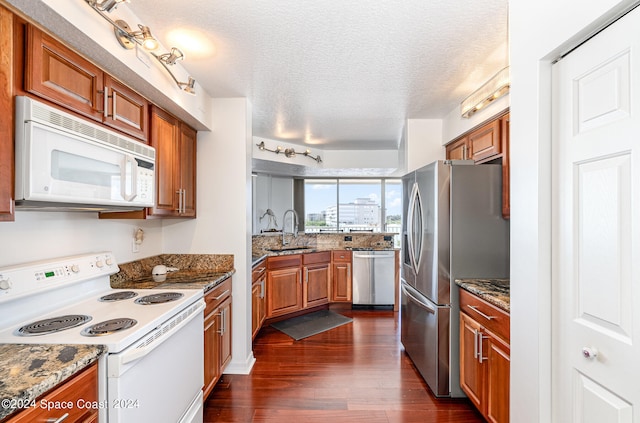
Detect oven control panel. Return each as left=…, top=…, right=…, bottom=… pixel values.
left=0, top=252, right=118, bottom=301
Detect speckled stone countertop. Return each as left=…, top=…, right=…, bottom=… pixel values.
left=111, top=269, right=235, bottom=293
left=111, top=254, right=235, bottom=293
left=253, top=232, right=397, bottom=257
left=455, top=279, right=510, bottom=312
left=0, top=344, right=106, bottom=421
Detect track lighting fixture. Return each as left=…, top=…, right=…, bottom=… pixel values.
left=85, top=0, right=197, bottom=94
left=256, top=141, right=322, bottom=164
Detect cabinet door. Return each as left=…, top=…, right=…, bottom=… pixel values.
left=446, top=137, right=468, bottom=160
left=0, top=5, right=14, bottom=221
left=178, top=123, right=197, bottom=217
left=486, top=332, right=510, bottom=423
left=252, top=282, right=261, bottom=339
left=304, top=263, right=330, bottom=308
left=267, top=267, right=302, bottom=317
left=500, top=113, right=510, bottom=219
left=469, top=120, right=501, bottom=162
left=218, top=297, right=232, bottom=371
left=103, top=75, right=149, bottom=142
left=9, top=363, right=99, bottom=423
left=149, top=106, right=180, bottom=216
left=459, top=312, right=486, bottom=412
left=203, top=308, right=221, bottom=399
left=331, top=262, right=352, bottom=302
left=25, top=24, right=104, bottom=122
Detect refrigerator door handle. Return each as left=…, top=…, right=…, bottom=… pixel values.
left=401, top=284, right=435, bottom=314
left=406, top=182, right=422, bottom=275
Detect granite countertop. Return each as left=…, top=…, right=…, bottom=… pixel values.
left=0, top=344, right=106, bottom=420
left=111, top=269, right=235, bottom=294
left=456, top=278, right=510, bottom=312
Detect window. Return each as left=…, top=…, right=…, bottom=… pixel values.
left=303, top=178, right=402, bottom=238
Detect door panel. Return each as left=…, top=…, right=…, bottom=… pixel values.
left=553, top=6, right=640, bottom=422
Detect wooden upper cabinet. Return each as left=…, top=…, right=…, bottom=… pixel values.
left=446, top=137, right=469, bottom=160
left=150, top=106, right=180, bottom=216
left=500, top=113, right=510, bottom=219
left=103, top=75, right=149, bottom=141
left=445, top=110, right=510, bottom=219
left=25, top=24, right=104, bottom=122
left=178, top=123, right=197, bottom=217
left=0, top=5, right=14, bottom=222
left=24, top=24, right=149, bottom=142
left=468, top=119, right=501, bottom=162
left=146, top=106, right=197, bottom=218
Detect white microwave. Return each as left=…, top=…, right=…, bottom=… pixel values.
left=14, top=96, right=155, bottom=211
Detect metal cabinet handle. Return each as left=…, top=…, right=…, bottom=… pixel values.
left=112, top=90, right=118, bottom=120
left=210, top=289, right=230, bottom=301
left=467, top=305, right=495, bottom=320
left=47, top=413, right=69, bottom=423
left=473, top=329, right=488, bottom=363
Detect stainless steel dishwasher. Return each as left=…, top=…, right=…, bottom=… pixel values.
left=352, top=249, right=395, bottom=307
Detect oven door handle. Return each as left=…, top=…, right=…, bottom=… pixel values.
left=112, top=300, right=205, bottom=370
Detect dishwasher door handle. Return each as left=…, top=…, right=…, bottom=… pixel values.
left=353, top=252, right=395, bottom=259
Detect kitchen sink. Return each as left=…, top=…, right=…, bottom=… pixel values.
left=267, top=246, right=312, bottom=252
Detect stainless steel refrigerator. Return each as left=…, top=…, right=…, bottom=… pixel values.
left=400, top=160, right=509, bottom=397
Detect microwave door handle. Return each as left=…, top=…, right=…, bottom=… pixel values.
left=120, top=155, right=138, bottom=201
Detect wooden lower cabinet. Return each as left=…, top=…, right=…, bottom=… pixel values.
left=331, top=250, right=352, bottom=302
left=459, top=288, right=510, bottom=423
left=303, top=252, right=330, bottom=308
left=266, top=265, right=303, bottom=318
left=7, top=362, right=99, bottom=423
left=251, top=260, right=267, bottom=340
left=203, top=277, right=232, bottom=399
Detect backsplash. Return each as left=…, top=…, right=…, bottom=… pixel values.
left=252, top=232, right=396, bottom=256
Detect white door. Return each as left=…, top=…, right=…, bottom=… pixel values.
left=553, top=6, right=640, bottom=423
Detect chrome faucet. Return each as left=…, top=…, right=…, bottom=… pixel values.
left=282, top=209, right=299, bottom=245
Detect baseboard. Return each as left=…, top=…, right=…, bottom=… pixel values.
left=223, top=352, right=256, bottom=375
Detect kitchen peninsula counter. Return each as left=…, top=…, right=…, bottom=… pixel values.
left=455, top=278, right=510, bottom=312
left=111, top=253, right=235, bottom=293
left=0, top=344, right=106, bottom=421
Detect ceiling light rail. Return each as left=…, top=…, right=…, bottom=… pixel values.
left=460, top=66, right=510, bottom=118
left=256, top=141, right=322, bottom=163
left=84, top=0, right=197, bottom=94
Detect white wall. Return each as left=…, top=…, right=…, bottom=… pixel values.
left=0, top=212, right=163, bottom=267
left=253, top=175, right=294, bottom=234
left=509, top=1, right=636, bottom=422
left=162, top=98, right=255, bottom=375
left=441, top=96, right=509, bottom=144
left=404, top=119, right=443, bottom=173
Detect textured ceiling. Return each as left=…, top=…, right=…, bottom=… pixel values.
left=127, top=0, right=508, bottom=150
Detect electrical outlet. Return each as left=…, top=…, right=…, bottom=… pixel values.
left=384, top=235, right=392, bottom=241
left=132, top=239, right=140, bottom=253
left=345, top=236, right=352, bottom=241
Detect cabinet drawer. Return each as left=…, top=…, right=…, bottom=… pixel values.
left=9, top=363, right=98, bottom=423
left=331, top=250, right=352, bottom=262
left=205, top=277, right=232, bottom=317
left=267, top=254, right=302, bottom=270
left=303, top=251, right=331, bottom=265
left=252, top=260, right=266, bottom=283
left=459, top=288, right=509, bottom=342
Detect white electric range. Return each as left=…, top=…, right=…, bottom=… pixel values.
left=0, top=252, right=205, bottom=423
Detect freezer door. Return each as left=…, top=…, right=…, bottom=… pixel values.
left=400, top=282, right=452, bottom=397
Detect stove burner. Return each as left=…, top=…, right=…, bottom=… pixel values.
left=16, top=314, right=92, bottom=336
left=81, top=318, right=137, bottom=336
left=99, top=291, right=138, bottom=302
left=135, top=292, right=184, bottom=305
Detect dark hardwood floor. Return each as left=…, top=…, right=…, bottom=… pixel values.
left=205, top=309, right=484, bottom=422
